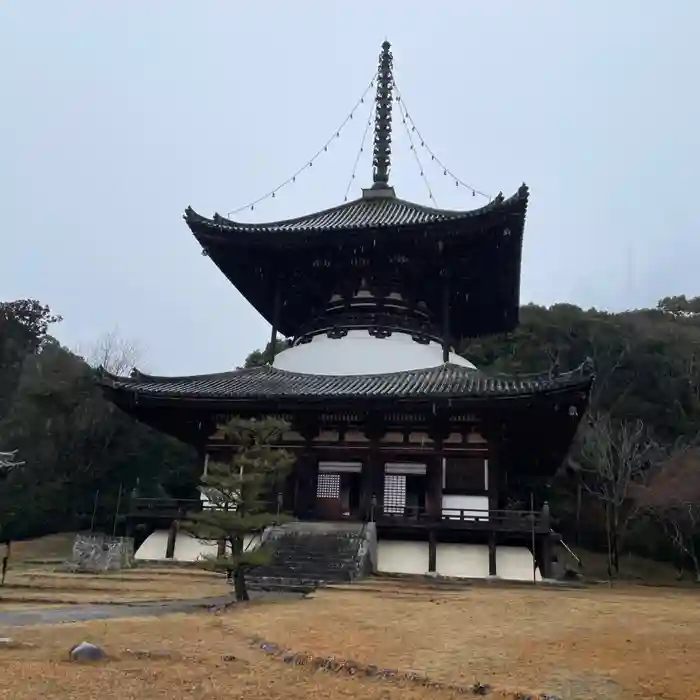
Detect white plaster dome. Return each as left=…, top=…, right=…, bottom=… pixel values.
left=272, top=330, right=476, bottom=376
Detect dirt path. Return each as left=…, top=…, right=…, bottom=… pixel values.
left=0, top=595, right=238, bottom=628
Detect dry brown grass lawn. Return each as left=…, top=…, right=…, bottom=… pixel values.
left=10, top=533, right=76, bottom=563
left=1, top=577, right=698, bottom=699
left=0, top=567, right=230, bottom=608
left=0, top=610, right=465, bottom=700
left=227, top=579, right=699, bottom=699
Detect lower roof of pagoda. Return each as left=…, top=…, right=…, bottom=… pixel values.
left=100, top=361, right=594, bottom=407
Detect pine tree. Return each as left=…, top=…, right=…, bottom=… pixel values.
left=184, top=417, right=293, bottom=601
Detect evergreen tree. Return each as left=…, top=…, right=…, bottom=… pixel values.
left=185, top=417, right=293, bottom=601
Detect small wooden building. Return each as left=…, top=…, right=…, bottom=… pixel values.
left=102, top=42, right=593, bottom=579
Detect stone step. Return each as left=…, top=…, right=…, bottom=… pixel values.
left=248, top=528, right=370, bottom=587
left=253, top=567, right=353, bottom=581
left=255, top=563, right=355, bottom=576
left=266, top=556, right=357, bottom=567
left=246, top=577, right=317, bottom=593
left=267, top=542, right=362, bottom=553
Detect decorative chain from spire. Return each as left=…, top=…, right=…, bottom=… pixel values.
left=372, top=41, right=394, bottom=188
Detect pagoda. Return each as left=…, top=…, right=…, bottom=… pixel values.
left=102, top=42, right=593, bottom=580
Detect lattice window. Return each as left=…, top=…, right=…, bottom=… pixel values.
left=316, top=473, right=340, bottom=499
left=383, top=473, right=406, bottom=515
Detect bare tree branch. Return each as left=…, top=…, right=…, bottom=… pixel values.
left=571, top=411, right=659, bottom=575
left=635, top=446, right=700, bottom=581
left=79, top=329, right=145, bottom=376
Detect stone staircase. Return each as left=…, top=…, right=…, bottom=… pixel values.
left=246, top=521, right=375, bottom=593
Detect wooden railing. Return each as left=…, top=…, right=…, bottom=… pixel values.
left=377, top=507, right=550, bottom=532
left=128, top=497, right=283, bottom=517
left=129, top=498, right=550, bottom=534
left=129, top=497, right=202, bottom=516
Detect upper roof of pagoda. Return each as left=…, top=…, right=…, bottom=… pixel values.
left=185, top=185, right=528, bottom=242
left=181, top=41, right=530, bottom=340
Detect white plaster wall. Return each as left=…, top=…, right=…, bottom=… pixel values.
left=376, top=540, right=542, bottom=582
left=135, top=530, right=258, bottom=563
left=497, top=546, right=542, bottom=582
left=173, top=531, right=219, bottom=562
left=376, top=540, right=429, bottom=575
left=134, top=530, right=170, bottom=561
left=273, top=330, right=476, bottom=375
left=435, top=544, right=541, bottom=581
left=441, top=494, right=489, bottom=520
left=436, top=543, right=490, bottom=578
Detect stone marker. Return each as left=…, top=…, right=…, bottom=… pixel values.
left=69, top=641, right=106, bottom=663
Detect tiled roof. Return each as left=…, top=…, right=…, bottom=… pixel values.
left=101, top=361, right=593, bottom=403
left=185, top=185, right=528, bottom=235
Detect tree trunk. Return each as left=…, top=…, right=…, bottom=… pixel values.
left=232, top=566, right=249, bottom=601
left=675, top=554, right=685, bottom=581
left=1, top=541, right=10, bottom=586
left=688, top=538, right=700, bottom=584
left=575, top=481, right=582, bottom=547
left=604, top=503, right=613, bottom=579
left=610, top=514, right=620, bottom=574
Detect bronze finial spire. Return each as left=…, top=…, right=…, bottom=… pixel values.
left=371, top=40, right=394, bottom=190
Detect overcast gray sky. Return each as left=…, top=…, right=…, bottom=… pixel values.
left=2, top=1, right=698, bottom=375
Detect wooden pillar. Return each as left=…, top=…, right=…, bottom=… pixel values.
left=291, top=455, right=307, bottom=517
left=165, top=519, right=178, bottom=559
left=297, top=446, right=318, bottom=519
left=428, top=528, right=437, bottom=573
left=540, top=536, right=552, bottom=579
left=281, top=460, right=296, bottom=513
left=267, top=279, right=281, bottom=364
left=427, top=418, right=448, bottom=519
left=291, top=418, right=320, bottom=518
left=364, top=416, right=386, bottom=518
left=484, top=423, right=502, bottom=512
left=370, top=447, right=385, bottom=519
left=488, top=532, right=497, bottom=577
left=484, top=420, right=502, bottom=578
left=427, top=455, right=443, bottom=519
left=441, top=273, right=450, bottom=363
left=360, top=460, right=373, bottom=521
left=540, top=502, right=553, bottom=579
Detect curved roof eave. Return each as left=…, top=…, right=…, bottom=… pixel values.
left=183, top=183, right=528, bottom=237
left=99, top=359, right=594, bottom=403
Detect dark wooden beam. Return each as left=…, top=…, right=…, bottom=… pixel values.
left=165, top=520, right=178, bottom=559
left=441, top=273, right=450, bottom=363
left=539, top=502, right=553, bottom=579
left=488, top=532, right=497, bottom=576
left=297, top=419, right=321, bottom=518
left=364, top=413, right=387, bottom=518
left=267, top=279, right=282, bottom=364
left=428, top=528, right=437, bottom=573
left=360, top=460, right=373, bottom=521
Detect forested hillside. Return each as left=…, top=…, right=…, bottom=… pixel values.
left=0, top=300, right=198, bottom=541
left=462, top=299, right=700, bottom=576
left=2, top=295, right=700, bottom=578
